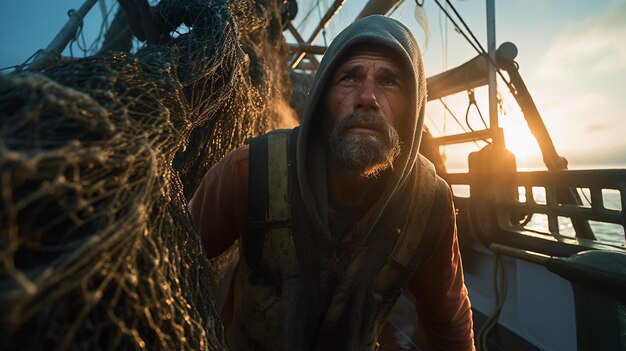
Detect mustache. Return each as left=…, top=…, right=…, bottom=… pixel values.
left=336, top=111, right=394, bottom=144
left=326, top=110, right=402, bottom=176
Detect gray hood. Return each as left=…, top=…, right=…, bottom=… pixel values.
left=296, top=15, right=427, bottom=241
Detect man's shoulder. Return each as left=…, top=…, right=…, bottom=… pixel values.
left=263, top=128, right=297, bottom=136
left=246, top=127, right=298, bottom=162
left=247, top=128, right=298, bottom=145
left=416, top=154, right=452, bottom=200
left=230, top=144, right=249, bottom=164
left=201, top=145, right=249, bottom=182
left=220, top=128, right=298, bottom=170
left=417, top=153, right=435, bottom=171
left=409, top=155, right=453, bottom=236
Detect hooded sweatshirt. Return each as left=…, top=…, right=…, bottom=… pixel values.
left=190, top=15, right=474, bottom=351
left=297, top=15, right=426, bottom=244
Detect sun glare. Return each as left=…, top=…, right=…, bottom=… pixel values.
left=426, top=88, right=548, bottom=171
left=500, top=109, right=543, bottom=167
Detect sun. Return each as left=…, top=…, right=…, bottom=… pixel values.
left=500, top=109, right=543, bottom=166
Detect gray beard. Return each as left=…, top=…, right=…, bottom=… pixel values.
left=326, top=111, right=401, bottom=177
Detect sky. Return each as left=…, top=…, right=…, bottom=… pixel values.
left=1, top=0, right=625, bottom=171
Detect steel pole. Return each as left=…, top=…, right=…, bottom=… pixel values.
left=486, top=0, right=501, bottom=147
left=289, top=0, right=346, bottom=69
left=28, top=0, right=99, bottom=71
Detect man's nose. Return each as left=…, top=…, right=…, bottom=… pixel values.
left=355, top=80, right=380, bottom=111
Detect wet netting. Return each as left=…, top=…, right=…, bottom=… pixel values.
left=0, top=0, right=293, bottom=349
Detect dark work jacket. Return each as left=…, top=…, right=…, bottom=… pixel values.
left=190, top=140, right=474, bottom=350
left=190, top=15, right=474, bottom=351
left=225, top=129, right=450, bottom=350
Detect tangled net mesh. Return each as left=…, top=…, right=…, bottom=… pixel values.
left=0, top=0, right=292, bottom=349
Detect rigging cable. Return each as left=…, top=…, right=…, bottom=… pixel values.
left=431, top=0, right=481, bottom=55
left=67, top=9, right=86, bottom=57
left=88, top=1, right=119, bottom=54
left=425, top=112, right=444, bottom=135
left=444, top=0, right=487, bottom=55
left=78, top=20, right=89, bottom=56
left=439, top=99, right=468, bottom=133
left=438, top=98, right=483, bottom=149
left=465, top=89, right=489, bottom=131
left=432, top=0, right=518, bottom=98
left=318, top=0, right=328, bottom=47
left=0, top=50, right=44, bottom=72
left=438, top=0, right=448, bottom=156
left=464, top=90, right=492, bottom=145
left=476, top=252, right=508, bottom=351
left=438, top=0, right=449, bottom=72
left=443, top=0, right=516, bottom=94
left=429, top=5, right=525, bottom=348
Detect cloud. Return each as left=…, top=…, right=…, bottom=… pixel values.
left=522, top=2, right=626, bottom=168
left=541, top=92, right=608, bottom=117
left=584, top=123, right=609, bottom=134
left=565, top=142, right=626, bottom=169
left=536, top=2, right=626, bottom=79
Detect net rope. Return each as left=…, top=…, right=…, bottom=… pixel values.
left=0, top=0, right=293, bottom=349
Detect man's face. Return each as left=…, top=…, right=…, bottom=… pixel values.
left=324, top=48, right=410, bottom=177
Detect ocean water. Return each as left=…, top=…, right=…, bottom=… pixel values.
left=522, top=187, right=624, bottom=247
left=452, top=185, right=625, bottom=247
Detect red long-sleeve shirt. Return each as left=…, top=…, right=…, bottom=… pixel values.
left=189, top=146, right=475, bottom=350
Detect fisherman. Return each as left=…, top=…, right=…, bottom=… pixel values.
left=190, top=15, right=474, bottom=350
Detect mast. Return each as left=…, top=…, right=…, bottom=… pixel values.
left=355, top=0, right=402, bottom=19
left=28, top=0, right=99, bottom=71
left=486, top=0, right=502, bottom=148
left=289, top=0, right=347, bottom=69
left=289, top=0, right=402, bottom=70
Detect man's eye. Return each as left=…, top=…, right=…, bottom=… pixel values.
left=383, top=79, right=399, bottom=87
left=339, top=75, right=355, bottom=82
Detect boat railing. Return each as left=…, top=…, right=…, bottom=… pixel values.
left=445, top=168, right=626, bottom=256
left=504, top=170, right=625, bottom=237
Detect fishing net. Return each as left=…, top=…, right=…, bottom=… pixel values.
left=0, top=0, right=293, bottom=349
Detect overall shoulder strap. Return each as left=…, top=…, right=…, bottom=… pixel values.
left=371, top=155, right=438, bottom=291
left=246, top=129, right=299, bottom=277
